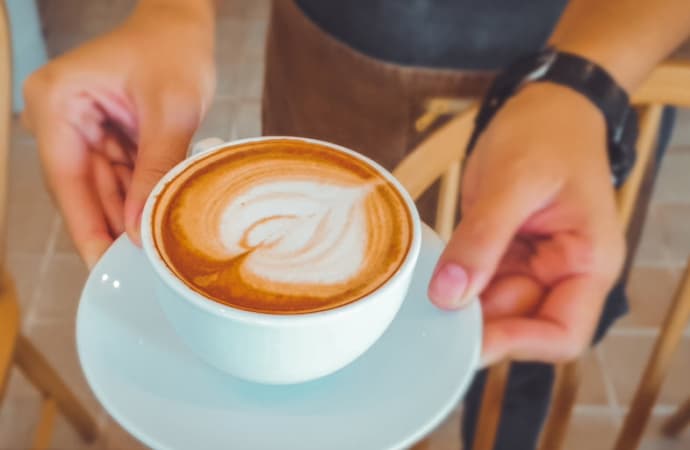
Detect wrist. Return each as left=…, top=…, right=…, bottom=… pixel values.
left=519, top=82, right=607, bottom=134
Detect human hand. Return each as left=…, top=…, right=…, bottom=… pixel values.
left=23, top=2, right=215, bottom=268
left=427, top=82, right=625, bottom=365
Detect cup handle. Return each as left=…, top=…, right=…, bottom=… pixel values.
left=189, top=137, right=225, bottom=157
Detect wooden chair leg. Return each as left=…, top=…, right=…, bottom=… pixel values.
left=434, top=161, right=461, bottom=241
left=0, top=272, right=20, bottom=403
left=613, top=261, right=690, bottom=450
left=32, top=398, right=57, bottom=450
left=537, top=360, right=581, bottom=450
left=616, top=105, right=663, bottom=226
left=14, top=334, right=98, bottom=443
left=662, top=396, right=690, bottom=437
left=472, top=360, right=511, bottom=450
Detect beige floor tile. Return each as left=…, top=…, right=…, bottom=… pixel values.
left=618, top=266, right=683, bottom=329
left=0, top=339, right=104, bottom=450
left=193, top=98, right=237, bottom=142
left=241, top=19, right=269, bottom=59
left=599, top=335, right=690, bottom=408
left=633, top=205, right=675, bottom=268
left=23, top=320, right=105, bottom=420
left=1, top=377, right=106, bottom=449
left=7, top=252, right=46, bottom=310
left=215, top=63, right=241, bottom=100
left=638, top=414, right=690, bottom=450
left=48, top=415, right=107, bottom=450
left=215, top=17, right=256, bottom=59
left=102, top=418, right=148, bottom=450
left=215, top=19, right=249, bottom=96
left=39, top=34, right=86, bottom=59
left=0, top=397, right=106, bottom=450
left=54, top=220, right=114, bottom=261
left=651, top=147, right=690, bottom=205
left=54, top=221, right=78, bottom=256
left=1, top=368, right=39, bottom=403
left=423, top=409, right=462, bottom=450
left=40, top=22, right=100, bottom=58
left=0, top=397, right=41, bottom=450
left=214, top=18, right=265, bottom=100
left=216, top=0, right=270, bottom=20
left=220, top=55, right=265, bottom=101
left=216, top=55, right=265, bottom=100
left=30, top=253, right=88, bottom=322
left=215, top=14, right=267, bottom=99
left=9, top=116, right=33, bottom=144
left=230, top=101, right=262, bottom=139
left=39, top=0, right=135, bottom=56
left=577, top=350, right=610, bottom=406
left=562, top=412, right=618, bottom=450
left=7, top=133, right=57, bottom=254
left=657, top=204, right=690, bottom=267
left=670, top=108, right=690, bottom=148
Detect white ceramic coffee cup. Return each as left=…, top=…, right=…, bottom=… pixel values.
left=140, top=137, right=422, bottom=384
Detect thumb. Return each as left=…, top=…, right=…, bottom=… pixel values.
left=124, top=99, right=198, bottom=245
left=428, top=179, right=549, bottom=309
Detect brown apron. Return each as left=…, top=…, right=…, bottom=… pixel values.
left=261, top=0, right=658, bottom=279
left=261, top=0, right=493, bottom=225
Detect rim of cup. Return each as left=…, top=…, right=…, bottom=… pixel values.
left=140, top=136, right=422, bottom=325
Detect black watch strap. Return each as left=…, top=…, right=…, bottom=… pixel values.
left=467, top=48, right=638, bottom=187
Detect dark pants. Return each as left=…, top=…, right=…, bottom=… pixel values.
left=261, top=2, right=675, bottom=449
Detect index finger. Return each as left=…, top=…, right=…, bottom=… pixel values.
left=36, top=121, right=113, bottom=268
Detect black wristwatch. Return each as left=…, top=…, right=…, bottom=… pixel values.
left=467, top=47, right=638, bottom=188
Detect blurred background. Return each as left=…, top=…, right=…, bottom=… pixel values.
left=1, top=1, right=690, bottom=449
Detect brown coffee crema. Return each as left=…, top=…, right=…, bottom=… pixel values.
left=152, top=139, right=412, bottom=314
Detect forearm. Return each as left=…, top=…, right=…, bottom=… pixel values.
left=549, top=0, right=690, bottom=92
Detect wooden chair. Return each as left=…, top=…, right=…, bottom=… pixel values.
left=612, top=259, right=690, bottom=450
left=0, top=2, right=98, bottom=448
left=662, top=394, right=690, bottom=438
left=397, top=58, right=690, bottom=449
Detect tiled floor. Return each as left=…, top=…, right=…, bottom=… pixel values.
left=2, top=1, right=690, bottom=449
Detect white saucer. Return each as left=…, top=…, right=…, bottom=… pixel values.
left=77, top=224, right=481, bottom=450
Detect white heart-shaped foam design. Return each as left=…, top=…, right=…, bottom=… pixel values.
left=219, top=181, right=373, bottom=285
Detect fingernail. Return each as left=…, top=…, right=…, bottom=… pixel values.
left=429, top=262, right=468, bottom=308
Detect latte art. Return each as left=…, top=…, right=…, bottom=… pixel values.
left=218, top=180, right=375, bottom=286
left=152, top=140, right=412, bottom=314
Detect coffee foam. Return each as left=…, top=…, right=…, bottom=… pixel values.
left=152, top=140, right=412, bottom=314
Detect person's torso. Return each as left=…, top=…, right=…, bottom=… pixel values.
left=294, top=0, right=568, bottom=70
